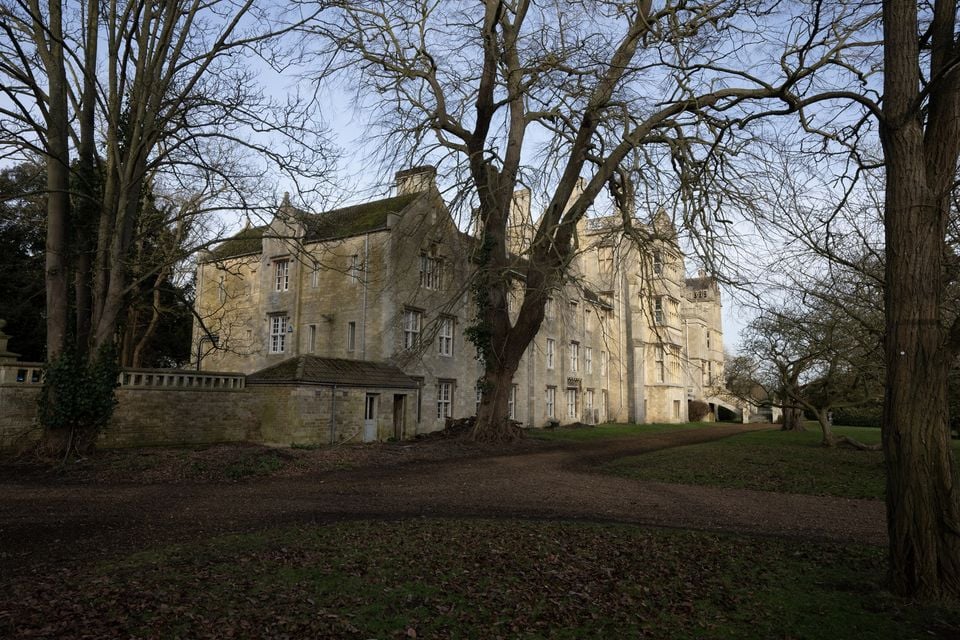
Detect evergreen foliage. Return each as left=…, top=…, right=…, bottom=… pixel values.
left=38, top=342, right=119, bottom=453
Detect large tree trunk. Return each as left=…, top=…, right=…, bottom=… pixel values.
left=472, top=363, right=522, bottom=442
left=781, top=407, right=806, bottom=432
left=73, top=0, right=99, bottom=352
left=41, top=0, right=70, bottom=361
left=879, top=0, right=960, bottom=600
left=881, top=163, right=960, bottom=598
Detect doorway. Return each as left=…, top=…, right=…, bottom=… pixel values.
left=393, top=394, right=405, bottom=440
left=364, top=394, right=378, bottom=442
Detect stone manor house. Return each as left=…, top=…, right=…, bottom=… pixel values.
left=193, top=166, right=726, bottom=442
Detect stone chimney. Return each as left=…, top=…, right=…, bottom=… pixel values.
left=508, top=188, right=533, bottom=255
left=395, top=165, right=437, bottom=195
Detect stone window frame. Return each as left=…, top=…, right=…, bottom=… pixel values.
left=347, top=321, right=356, bottom=352
left=569, top=341, right=579, bottom=373
left=508, top=384, right=518, bottom=420
left=350, top=254, right=362, bottom=282
left=403, top=307, right=422, bottom=349
left=585, top=346, right=593, bottom=374
left=269, top=314, right=288, bottom=354
left=438, top=315, right=454, bottom=356
left=274, top=258, right=290, bottom=292
left=437, top=379, right=454, bottom=419
left=419, top=253, right=443, bottom=290
left=653, top=249, right=663, bottom=276
left=546, top=338, right=555, bottom=369
left=545, top=386, right=556, bottom=419
left=566, top=387, right=578, bottom=419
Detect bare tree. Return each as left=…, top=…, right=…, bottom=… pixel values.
left=309, top=0, right=853, bottom=441
left=875, top=0, right=960, bottom=600
left=0, top=0, right=332, bottom=450
left=734, top=0, right=960, bottom=599
left=740, top=302, right=882, bottom=447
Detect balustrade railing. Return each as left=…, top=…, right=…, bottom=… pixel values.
left=0, top=364, right=245, bottom=390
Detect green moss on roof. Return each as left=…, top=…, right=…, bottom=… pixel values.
left=248, top=355, right=418, bottom=388
left=207, top=225, right=266, bottom=261
left=205, top=192, right=423, bottom=261
left=306, top=192, right=420, bottom=242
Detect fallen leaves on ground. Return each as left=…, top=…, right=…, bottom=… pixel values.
left=4, top=519, right=958, bottom=639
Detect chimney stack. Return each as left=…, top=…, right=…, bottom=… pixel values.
left=395, top=165, right=437, bottom=195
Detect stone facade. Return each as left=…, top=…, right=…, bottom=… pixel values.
left=193, top=167, right=727, bottom=436
left=575, top=212, right=726, bottom=423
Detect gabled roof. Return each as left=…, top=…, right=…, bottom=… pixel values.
left=247, top=355, right=418, bottom=389
left=304, top=192, right=421, bottom=242
left=206, top=192, right=423, bottom=261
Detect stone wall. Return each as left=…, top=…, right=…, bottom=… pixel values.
left=0, top=369, right=255, bottom=450
left=247, top=383, right=417, bottom=446
left=102, top=387, right=256, bottom=448
left=0, top=383, right=43, bottom=450
left=0, top=366, right=418, bottom=451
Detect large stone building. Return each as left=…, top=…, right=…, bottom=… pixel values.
left=193, top=166, right=725, bottom=438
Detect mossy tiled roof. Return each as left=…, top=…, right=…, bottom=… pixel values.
left=207, top=192, right=422, bottom=261
left=247, top=355, right=418, bottom=389
left=207, top=225, right=267, bottom=261
left=305, top=192, right=420, bottom=242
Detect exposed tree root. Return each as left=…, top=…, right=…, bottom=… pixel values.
left=460, top=416, right=525, bottom=443
left=824, top=435, right=882, bottom=451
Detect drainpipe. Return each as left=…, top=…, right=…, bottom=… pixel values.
left=361, top=233, right=370, bottom=359
left=294, top=242, right=304, bottom=357
left=330, top=384, right=338, bottom=444
left=195, top=262, right=204, bottom=367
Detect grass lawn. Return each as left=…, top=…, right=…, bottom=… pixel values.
left=527, top=421, right=718, bottom=442
left=7, top=518, right=958, bottom=639
left=603, top=425, right=960, bottom=499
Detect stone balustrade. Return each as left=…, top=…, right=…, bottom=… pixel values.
left=118, top=368, right=246, bottom=390
left=0, top=365, right=246, bottom=390
left=0, top=363, right=43, bottom=385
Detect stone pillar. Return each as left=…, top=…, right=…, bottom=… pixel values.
left=0, top=320, right=20, bottom=364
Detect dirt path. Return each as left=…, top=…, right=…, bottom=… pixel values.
left=0, top=424, right=886, bottom=581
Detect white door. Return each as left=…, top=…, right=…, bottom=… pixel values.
left=363, top=394, right=378, bottom=442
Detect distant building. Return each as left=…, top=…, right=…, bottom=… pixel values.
left=193, top=166, right=726, bottom=438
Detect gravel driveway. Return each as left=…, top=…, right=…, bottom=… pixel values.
left=0, top=423, right=886, bottom=582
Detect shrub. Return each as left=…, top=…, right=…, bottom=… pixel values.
left=37, top=342, right=119, bottom=455
left=832, top=405, right=882, bottom=428
left=688, top=400, right=711, bottom=421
